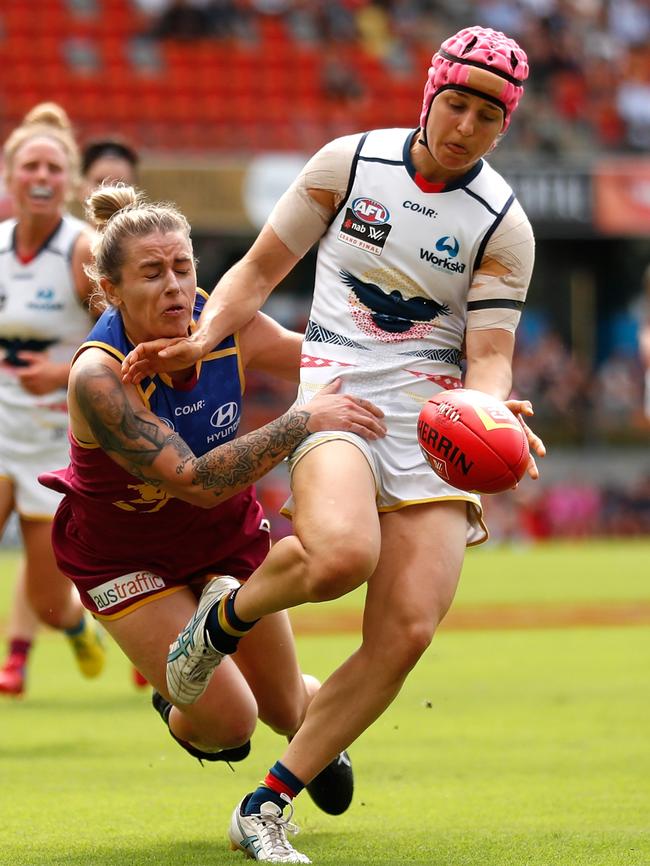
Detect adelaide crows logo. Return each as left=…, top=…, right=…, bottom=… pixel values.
left=341, top=268, right=450, bottom=342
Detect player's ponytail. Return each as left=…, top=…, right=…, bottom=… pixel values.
left=22, top=101, right=73, bottom=133
left=85, top=183, right=141, bottom=230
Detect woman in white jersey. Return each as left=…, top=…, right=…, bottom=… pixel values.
left=0, top=133, right=141, bottom=696
left=123, top=27, right=546, bottom=863
left=0, top=104, right=104, bottom=696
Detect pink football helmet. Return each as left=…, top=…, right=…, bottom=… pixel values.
left=420, top=26, right=529, bottom=133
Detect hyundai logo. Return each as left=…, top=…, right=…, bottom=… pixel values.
left=210, top=402, right=239, bottom=428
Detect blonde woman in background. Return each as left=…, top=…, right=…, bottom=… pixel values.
left=0, top=103, right=104, bottom=696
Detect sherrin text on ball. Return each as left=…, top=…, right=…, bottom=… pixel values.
left=417, top=389, right=529, bottom=494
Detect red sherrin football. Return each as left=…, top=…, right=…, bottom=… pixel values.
left=417, top=389, right=530, bottom=494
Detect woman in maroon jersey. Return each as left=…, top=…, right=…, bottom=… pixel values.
left=41, top=182, right=385, bottom=811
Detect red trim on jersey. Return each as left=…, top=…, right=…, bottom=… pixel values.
left=413, top=172, right=446, bottom=193
left=300, top=354, right=356, bottom=368
left=406, top=370, right=463, bottom=388
left=17, top=251, right=37, bottom=265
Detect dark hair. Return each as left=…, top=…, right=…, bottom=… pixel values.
left=81, top=138, right=139, bottom=176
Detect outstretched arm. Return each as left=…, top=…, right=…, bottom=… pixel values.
left=239, top=313, right=304, bottom=382
left=73, top=358, right=385, bottom=508
left=121, top=137, right=354, bottom=384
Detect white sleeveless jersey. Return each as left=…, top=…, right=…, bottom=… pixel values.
left=293, top=129, right=521, bottom=532
left=0, top=214, right=93, bottom=451
left=300, top=128, right=518, bottom=417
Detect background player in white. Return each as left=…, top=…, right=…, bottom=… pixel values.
left=124, top=27, right=546, bottom=863
left=0, top=104, right=104, bottom=696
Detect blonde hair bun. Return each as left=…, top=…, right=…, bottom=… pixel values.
left=85, top=183, right=141, bottom=230
left=22, top=102, right=73, bottom=133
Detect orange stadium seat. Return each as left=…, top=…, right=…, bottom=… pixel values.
left=0, top=0, right=431, bottom=151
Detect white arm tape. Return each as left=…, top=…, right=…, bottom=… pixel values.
left=467, top=200, right=535, bottom=333
left=268, top=134, right=362, bottom=258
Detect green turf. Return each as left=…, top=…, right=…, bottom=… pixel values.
left=0, top=542, right=649, bottom=865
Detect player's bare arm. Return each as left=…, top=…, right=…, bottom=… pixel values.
left=74, top=362, right=191, bottom=485
left=239, top=313, right=303, bottom=381
left=463, top=327, right=515, bottom=400
left=119, top=143, right=353, bottom=387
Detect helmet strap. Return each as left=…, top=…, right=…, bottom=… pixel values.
left=433, top=84, right=507, bottom=118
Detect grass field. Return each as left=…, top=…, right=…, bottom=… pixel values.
left=1, top=540, right=649, bottom=866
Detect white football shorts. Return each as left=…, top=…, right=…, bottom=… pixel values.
left=282, top=415, right=488, bottom=547
left=0, top=435, right=68, bottom=518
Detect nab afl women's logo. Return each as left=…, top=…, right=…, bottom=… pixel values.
left=351, top=198, right=390, bottom=225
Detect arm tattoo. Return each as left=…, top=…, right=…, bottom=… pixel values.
left=76, top=361, right=313, bottom=501
left=75, top=364, right=188, bottom=475
left=192, top=407, right=311, bottom=498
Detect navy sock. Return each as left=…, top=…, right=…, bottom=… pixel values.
left=204, top=587, right=257, bottom=654
left=243, top=761, right=306, bottom=816
left=64, top=615, right=86, bottom=637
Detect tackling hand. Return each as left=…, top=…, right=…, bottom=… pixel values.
left=303, top=380, right=386, bottom=440
left=121, top=334, right=206, bottom=384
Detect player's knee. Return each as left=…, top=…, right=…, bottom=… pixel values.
left=261, top=702, right=305, bottom=738
left=30, top=598, right=64, bottom=628
left=306, top=540, right=377, bottom=602
left=201, top=718, right=255, bottom=751
left=377, top=619, right=436, bottom=678
left=398, top=621, right=435, bottom=669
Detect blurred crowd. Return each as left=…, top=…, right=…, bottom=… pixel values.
left=480, top=471, right=650, bottom=541
left=512, top=316, right=648, bottom=443
left=133, top=0, right=650, bottom=157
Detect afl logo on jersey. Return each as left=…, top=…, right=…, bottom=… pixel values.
left=340, top=198, right=393, bottom=256
left=210, top=401, right=239, bottom=428
left=351, top=198, right=390, bottom=225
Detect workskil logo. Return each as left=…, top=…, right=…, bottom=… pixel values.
left=420, top=234, right=466, bottom=274
left=28, top=286, right=64, bottom=311
left=435, top=235, right=460, bottom=257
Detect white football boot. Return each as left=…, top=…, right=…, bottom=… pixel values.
left=166, top=575, right=240, bottom=704
left=229, top=794, right=311, bottom=863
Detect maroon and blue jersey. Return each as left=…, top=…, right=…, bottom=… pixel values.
left=40, top=290, right=270, bottom=619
